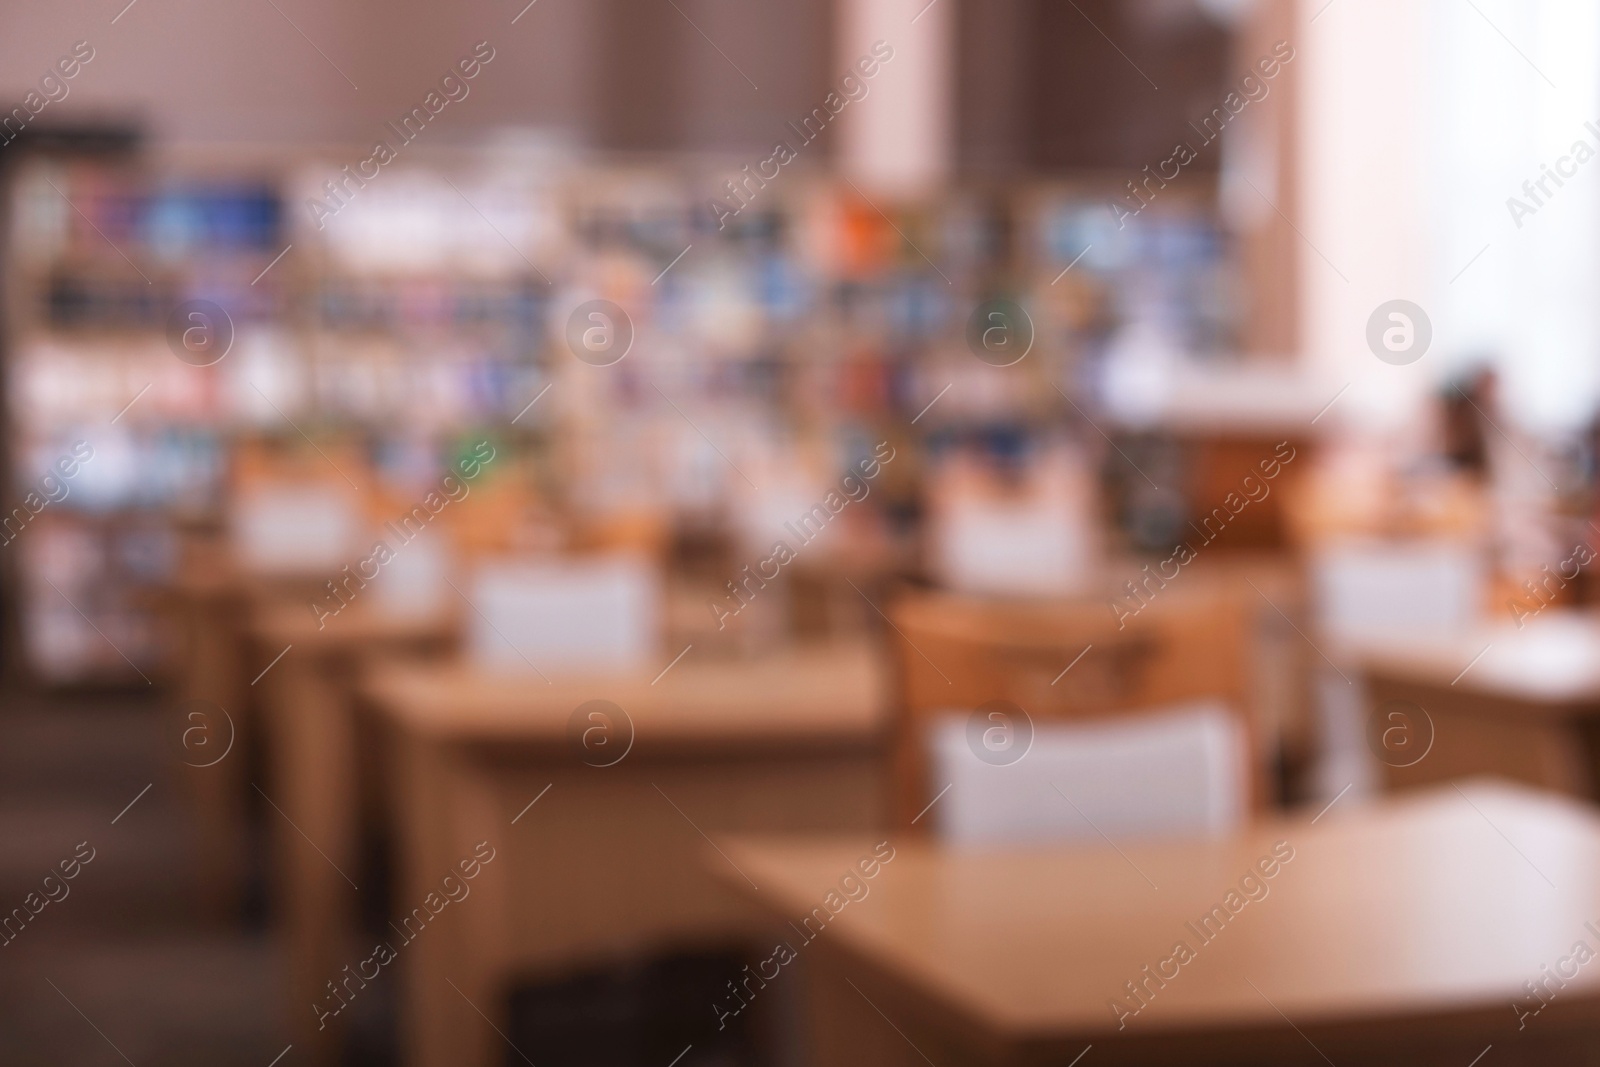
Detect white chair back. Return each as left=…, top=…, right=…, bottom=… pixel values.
left=465, top=554, right=660, bottom=675
left=1310, top=539, right=1482, bottom=643
left=232, top=484, right=359, bottom=575
left=927, top=449, right=1101, bottom=597
left=928, top=700, right=1247, bottom=847
left=368, top=532, right=451, bottom=618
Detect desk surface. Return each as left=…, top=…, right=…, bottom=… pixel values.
left=168, top=541, right=329, bottom=599
left=251, top=598, right=457, bottom=651
left=720, top=782, right=1600, bottom=1052
left=360, top=643, right=888, bottom=746
left=1344, top=612, right=1600, bottom=708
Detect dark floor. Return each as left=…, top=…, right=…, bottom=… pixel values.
left=0, top=692, right=802, bottom=1067
left=0, top=692, right=289, bottom=1066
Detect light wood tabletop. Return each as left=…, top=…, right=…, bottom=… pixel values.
left=361, top=641, right=888, bottom=746
left=1342, top=611, right=1600, bottom=709
left=717, top=781, right=1600, bottom=1064
left=251, top=597, right=458, bottom=652
left=1341, top=613, right=1600, bottom=797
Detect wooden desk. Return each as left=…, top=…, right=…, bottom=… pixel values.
left=250, top=600, right=456, bottom=1065
left=360, top=643, right=890, bottom=1067
left=165, top=548, right=252, bottom=918
left=164, top=545, right=327, bottom=918
left=719, top=782, right=1600, bottom=1066
left=1350, top=613, right=1600, bottom=796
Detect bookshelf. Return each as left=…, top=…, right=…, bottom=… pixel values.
left=3, top=143, right=1235, bottom=682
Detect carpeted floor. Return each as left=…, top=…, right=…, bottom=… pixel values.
left=0, top=692, right=290, bottom=1066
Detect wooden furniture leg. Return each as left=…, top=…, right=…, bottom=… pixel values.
left=260, top=654, right=361, bottom=1065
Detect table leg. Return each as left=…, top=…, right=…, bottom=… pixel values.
left=391, top=731, right=509, bottom=1067
left=261, top=654, right=360, bottom=1066
left=176, top=591, right=251, bottom=921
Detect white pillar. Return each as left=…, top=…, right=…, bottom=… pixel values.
left=834, top=0, right=954, bottom=196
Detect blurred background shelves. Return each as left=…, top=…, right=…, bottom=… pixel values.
left=3, top=141, right=1247, bottom=687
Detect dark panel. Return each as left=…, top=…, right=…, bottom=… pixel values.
left=956, top=0, right=1031, bottom=177
left=677, top=0, right=835, bottom=155
left=1020, top=0, right=1233, bottom=173
left=593, top=0, right=691, bottom=152
left=592, top=0, right=833, bottom=156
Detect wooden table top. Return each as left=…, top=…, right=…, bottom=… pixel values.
left=359, top=642, right=889, bottom=748
left=718, top=781, right=1600, bottom=1054
left=251, top=597, right=458, bottom=651
left=1342, top=611, right=1600, bottom=709
left=892, top=558, right=1297, bottom=650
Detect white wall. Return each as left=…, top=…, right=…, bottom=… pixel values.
left=1298, top=0, right=1600, bottom=436
left=1296, top=0, right=1432, bottom=432
left=1425, top=0, right=1600, bottom=434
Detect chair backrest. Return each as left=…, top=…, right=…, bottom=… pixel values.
left=924, top=448, right=1102, bottom=597
left=465, top=553, right=660, bottom=675
left=231, top=482, right=360, bottom=575
left=929, top=699, right=1247, bottom=846
left=1309, top=538, right=1482, bottom=642
left=888, top=587, right=1259, bottom=833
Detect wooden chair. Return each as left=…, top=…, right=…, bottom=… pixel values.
left=888, top=586, right=1263, bottom=832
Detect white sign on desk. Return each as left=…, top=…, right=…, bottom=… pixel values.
left=466, top=554, right=660, bottom=674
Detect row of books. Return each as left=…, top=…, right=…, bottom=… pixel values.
left=7, top=153, right=1235, bottom=682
